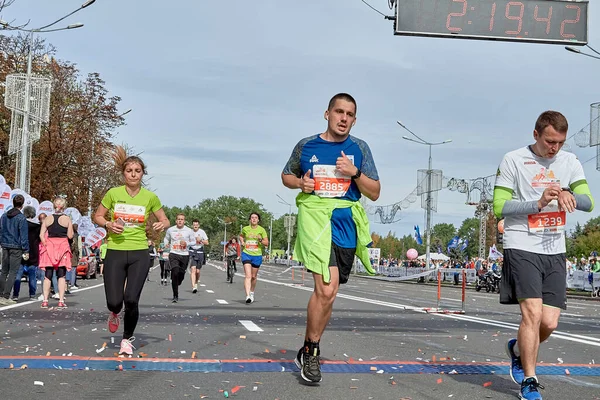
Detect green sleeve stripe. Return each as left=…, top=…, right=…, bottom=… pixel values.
left=572, top=181, right=595, bottom=211
left=571, top=180, right=588, bottom=191
left=493, top=186, right=513, bottom=219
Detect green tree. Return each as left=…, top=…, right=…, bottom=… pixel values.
left=431, top=223, right=457, bottom=253
left=457, top=217, right=479, bottom=258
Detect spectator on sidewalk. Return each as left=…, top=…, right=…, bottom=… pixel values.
left=0, top=195, right=29, bottom=305
left=13, top=206, right=41, bottom=301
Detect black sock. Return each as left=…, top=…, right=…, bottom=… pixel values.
left=303, top=340, right=319, bottom=356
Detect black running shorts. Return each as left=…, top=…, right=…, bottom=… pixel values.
left=329, top=243, right=356, bottom=285
left=500, top=248, right=567, bottom=310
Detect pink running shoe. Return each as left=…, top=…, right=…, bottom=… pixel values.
left=118, top=337, right=135, bottom=357
left=108, top=312, right=120, bottom=333
left=57, top=301, right=67, bottom=309
left=41, top=300, right=49, bottom=309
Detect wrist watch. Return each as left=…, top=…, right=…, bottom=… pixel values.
left=351, top=168, right=362, bottom=180
left=561, top=187, right=574, bottom=195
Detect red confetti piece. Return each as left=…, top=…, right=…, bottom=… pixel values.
left=483, top=382, right=492, bottom=387
left=437, top=378, right=443, bottom=384
left=231, top=386, right=244, bottom=394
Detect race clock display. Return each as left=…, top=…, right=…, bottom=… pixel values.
left=395, top=0, right=588, bottom=45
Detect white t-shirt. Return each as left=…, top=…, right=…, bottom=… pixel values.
left=164, top=226, right=196, bottom=256
left=495, top=146, right=586, bottom=255
left=191, top=228, right=208, bottom=250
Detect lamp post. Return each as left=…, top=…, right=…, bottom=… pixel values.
left=276, top=194, right=293, bottom=261
left=565, top=44, right=600, bottom=61
left=1, top=0, right=96, bottom=192
left=218, top=218, right=232, bottom=261
left=397, top=121, right=452, bottom=273
left=87, top=108, right=131, bottom=216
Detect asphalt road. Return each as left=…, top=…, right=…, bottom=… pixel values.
left=1, top=261, right=599, bottom=400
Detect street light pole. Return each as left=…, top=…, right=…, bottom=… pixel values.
left=276, top=194, right=293, bottom=260
left=565, top=44, right=600, bottom=61
left=397, top=121, right=452, bottom=272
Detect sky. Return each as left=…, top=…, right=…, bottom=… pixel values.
left=3, top=0, right=600, bottom=239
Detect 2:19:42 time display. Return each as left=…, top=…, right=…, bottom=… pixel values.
left=395, top=0, right=588, bottom=45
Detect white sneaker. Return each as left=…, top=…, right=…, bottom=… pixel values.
left=71, top=285, right=79, bottom=290
left=119, top=337, right=136, bottom=357
left=245, top=295, right=252, bottom=304
left=249, top=292, right=255, bottom=303
left=52, top=293, right=60, bottom=300
left=192, top=284, right=198, bottom=294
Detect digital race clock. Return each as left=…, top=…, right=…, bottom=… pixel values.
left=394, top=0, right=588, bottom=45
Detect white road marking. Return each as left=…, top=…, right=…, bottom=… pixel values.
left=562, top=313, right=584, bottom=317
left=216, top=299, right=228, bottom=304
left=0, top=283, right=105, bottom=311
left=382, top=290, right=397, bottom=293
left=207, top=263, right=600, bottom=348
left=206, top=290, right=214, bottom=293
left=239, top=320, right=263, bottom=332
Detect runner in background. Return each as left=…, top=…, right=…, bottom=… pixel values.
left=163, top=214, right=196, bottom=303
left=93, top=146, right=169, bottom=357
left=189, top=219, right=208, bottom=293
left=225, top=236, right=240, bottom=283
left=239, top=212, right=268, bottom=304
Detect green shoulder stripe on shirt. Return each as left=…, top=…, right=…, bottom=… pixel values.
left=493, top=186, right=513, bottom=219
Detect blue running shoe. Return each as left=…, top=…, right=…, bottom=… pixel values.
left=519, top=377, right=544, bottom=400
left=506, top=338, right=524, bottom=385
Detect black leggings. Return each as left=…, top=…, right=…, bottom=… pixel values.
left=159, top=260, right=169, bottom=279
left=103, top=249, right=150, bottom=339
left=169, top=254, right=188, bottom=297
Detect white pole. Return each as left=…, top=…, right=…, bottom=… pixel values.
left=425, top=144, right=432, bottom=271
left=18, top=32, right=34, bottom=191
left=268, top=218, right=273, bottom=257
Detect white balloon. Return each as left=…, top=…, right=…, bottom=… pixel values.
left=84, top=227, right=107, bottom=246
left=37, top=200, right=54, bottom=216
left=10, top=188, right=27, bottom=200
left=0, top=184, right=11, bottom=217
left=64, top=207, right=82, bottom=225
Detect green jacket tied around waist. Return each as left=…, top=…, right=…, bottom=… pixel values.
left=293, top=192, right=375, bottom=283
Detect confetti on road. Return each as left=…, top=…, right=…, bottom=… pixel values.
left=34, top=381, right=44, bottom=386
left=483, top=382, right=492, bottom=387
left=168, top=334, right=172, bottom=341
left=557, top=358, right=564, bottom=364
left=437, top=378, right=443, bottom=384
left=231, top=386, right=244, bottom=394
left=565, top=369, right=570, bottom=375
left=239, top=335, right=246, bottom=339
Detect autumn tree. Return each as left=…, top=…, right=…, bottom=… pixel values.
left=0, top=33, right=126, bottom=212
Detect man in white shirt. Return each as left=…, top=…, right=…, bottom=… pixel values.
left=163, top=214, right=196, bottom=303
left=189, top=219, right=209, bottom=293
left=493, top=110, right=594, bottom=400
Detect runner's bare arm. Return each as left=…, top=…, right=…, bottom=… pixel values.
left=94, top=204, right=123, bottom=234
left=282, top=171, right=314, bottom=193
left=337, top=151, right=380, bottom=201
left=353, top=173, right=380, bottom=201
left=151, top=208, right=170, bottom=232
